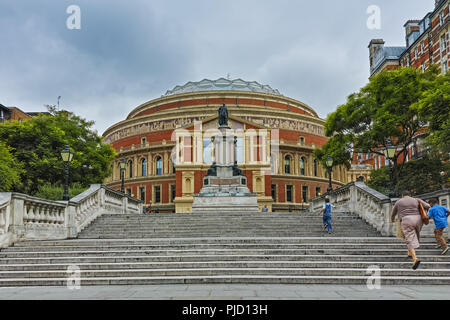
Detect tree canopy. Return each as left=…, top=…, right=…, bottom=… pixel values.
left=0, top=106, right=116, bottom=195
left=314, top=66, right=443, bottom=170
left=413, top=70, right=450, bottom=155
left=0, top=141, right=23, bottom=192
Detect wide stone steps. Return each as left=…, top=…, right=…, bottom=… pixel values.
left=0, top=211, right=448, bottom=286
left=77, top=212, right=382, bottom=239
left=0, top=237, right=449, bottom=286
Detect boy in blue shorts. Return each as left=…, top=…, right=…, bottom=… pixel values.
left=427, top=198, right=449, bottom=255
left=319, top=197, right=335, bottom=234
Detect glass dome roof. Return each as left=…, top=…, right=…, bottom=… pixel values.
left=164, top=78, right=282, bottom=96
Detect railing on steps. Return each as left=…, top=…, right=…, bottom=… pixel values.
left=309, top=181, right=450, bottom=238
left=0, top=185, right=143, bottom=248
left=310, top=181, right=397, bottom=236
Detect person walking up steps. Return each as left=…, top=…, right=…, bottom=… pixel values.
left=391, top=191, right=430, bottom=270
left=319, top=197, right=334, bottom=234
left=427, top=198, right=449, bottom=255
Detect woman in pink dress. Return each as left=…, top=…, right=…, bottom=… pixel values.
left=391, top=190, right=430, bottom=270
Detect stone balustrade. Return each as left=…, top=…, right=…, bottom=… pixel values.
left=0, top=185, right=143, bottom=248
left=309, top=181, right=396, bottom=236
left=310, top=181, right=450, bottom=238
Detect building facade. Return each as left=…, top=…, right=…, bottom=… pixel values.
left=353, top=0, right=449, bottom=178
left=103, top=78, right=348, bottom=213
left=369, top=0, right=449, bottom=77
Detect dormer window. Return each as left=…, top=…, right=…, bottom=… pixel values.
left=440, top=11, right=445, bottom=26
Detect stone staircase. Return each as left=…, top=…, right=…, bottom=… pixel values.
left=0, top=211, right=449, bottom=286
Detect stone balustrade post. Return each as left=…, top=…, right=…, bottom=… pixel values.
left=122, top=196, right=128, bottom=215
left=66, top=203, right=77, bottom=239
left=8, top=195, right=25, bottom=238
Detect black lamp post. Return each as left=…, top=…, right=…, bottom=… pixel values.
left=60, top=144, right=74, bottom=201
left=120, top=159, right=126, bottom=193
left=326, top=155, right=333, bottom=193
left=383, top=139, right=397, bottom=198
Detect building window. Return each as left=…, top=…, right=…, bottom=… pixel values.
left=442, top=60, right=449, bottom=73
left=126, top=188, right=132, bottom=196
left=414, top=48, right=418, bottom=60
left=271, top=184, right=277, bottom=201
left=284, top=155, right=291, bottom=174
left=441, top=35, right=447, bottom=52
left=302, top=186, right=308, bottom=203
left=420, top=41, right=424, bottom=54
left=422, top=62, right=426, bottom=72
left=172, top=160, right=176, bottom=174
left=299, top=136, right=305, bottom=145
left=141, top=137, right=147, bottom=145
left=156, top=156, right=162, bottom=175
left=300, top=157, right=306, bottom=176
left=315, top=187, right=321, bottom=197
left=128, top=160, right=133, bottom=178
left=154, top=185, right=161, bottom=203
left=141, top=158, right=147, bottom=176
left=407, top=56, right=410, bottom=67
left=440, top=11, right=445, bottom=26
left=286, top=185, right=293, bottom=203
left=171, top=185, right=176, bottom=202
left=313, top=159, right=318, bottom=177
left=140, top=187, right=145, bottom=202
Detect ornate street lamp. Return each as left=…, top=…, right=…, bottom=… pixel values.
left=383, top=139, right=397, bottom=198
left=326, top=155, right=333, bottom=193
left=120, top=159, right=126, bottom=193
left=60, top=144, right=74, bottom=201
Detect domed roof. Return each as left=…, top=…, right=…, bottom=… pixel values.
left=164, top=78, right=283, bottom=97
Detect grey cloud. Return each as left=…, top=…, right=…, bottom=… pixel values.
left=0, top=0, right=435, bottom=134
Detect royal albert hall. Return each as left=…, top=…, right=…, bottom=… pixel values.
left=103, top=78, right=348, bottom=213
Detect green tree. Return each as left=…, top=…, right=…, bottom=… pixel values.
left=315, top=66, right=440, bottom=177
left=0, top=107, right=116, bottom=195
left=0, top=141, right=23, bottom=192
left=413, top=71, right=450, bottom=154
left=368, top=155, right=449, bottom=196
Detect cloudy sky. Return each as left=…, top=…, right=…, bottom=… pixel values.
left=0, top=0, right=434, bottom=135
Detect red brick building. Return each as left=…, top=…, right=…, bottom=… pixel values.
left=369, top=0, right=449, bottom=76
left=354, top=0, right=449, bottom=177
left=103, top=78, right=348, bottom=213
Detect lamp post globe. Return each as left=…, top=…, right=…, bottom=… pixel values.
left=326, top=155, right=333, bottom=193
left=120, top=159, right=126, bottom=193
left=383, top=139, right=397, bottom=198
left=60, top=144, right=74, bottom=201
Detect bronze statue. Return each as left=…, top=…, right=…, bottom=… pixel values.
left=218, top=104, right=228, bottom=127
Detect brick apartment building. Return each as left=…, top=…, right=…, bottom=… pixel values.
left=350, top=0, right=449, bottom=178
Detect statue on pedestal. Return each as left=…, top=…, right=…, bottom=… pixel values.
left=218, top=104, right=228, bottom=127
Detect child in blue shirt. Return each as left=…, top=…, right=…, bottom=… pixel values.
left=427, top=198, right=449, bottom=255
left=319, top=197, right=335, bottom=234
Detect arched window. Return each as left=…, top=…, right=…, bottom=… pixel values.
left=128, top=160, right=133, bottom=178
left=284, top=155, right=291, bottom=174
left=314, top=159, right=318, bottom=177
left=300, top=157, right=306, bottom=176
left=141, top=158, right=147, bottom=176
left=156, top=156, right=162, bottom=175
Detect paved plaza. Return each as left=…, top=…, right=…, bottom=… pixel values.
left=0, top=284, right=449, bottom=300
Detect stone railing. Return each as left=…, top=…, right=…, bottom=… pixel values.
left=0, top=185, right=143, bottom=248
left=309, top=181, right=396, bottom=236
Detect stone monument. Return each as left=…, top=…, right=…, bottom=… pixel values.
left=192, top=104, right=259, bottom=212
